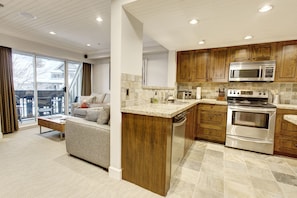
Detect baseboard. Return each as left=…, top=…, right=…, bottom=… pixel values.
left=108, top=166, right=122, bottom=180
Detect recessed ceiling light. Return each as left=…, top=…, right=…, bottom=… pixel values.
left=198, top=40, right=205, bottom=45
left=244, top=35, right=253, bottom=40
left=19, top=11, right=37, bottom=20
left=258, top=5, right=273, bottom=13
left=96, top=17, right=103, bottom=22
left=86, top=44, right=91, bottom=47
left=189, top=19, right=199, bottom=25
left=49, top=31, right=56, bottom=35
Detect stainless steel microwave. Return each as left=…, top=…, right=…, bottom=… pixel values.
left=229, top=60, right=276, bottom=82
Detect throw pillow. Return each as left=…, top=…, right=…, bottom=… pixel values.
left=80, top=100, right=89, bottom=108
left=102, top=93, right=110, bottom=103
left=80, top=95, right=95, bottom=103
left=97, top=105, right=110, bottom=124
left=85, top=109, right=100, bottom=122
left=91, top=93, right=106, bottom=103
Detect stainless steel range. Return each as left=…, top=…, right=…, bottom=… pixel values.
left=225, top=89, right=276, bottom=154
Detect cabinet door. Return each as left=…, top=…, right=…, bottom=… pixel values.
left=251, top=43, right=276, bottom=61
left=275, top=41, right=297, bottom=82
left=196, top=104, right=227, bottom=143
left=229, top=45, right=251, bottom=62
left=274, top=109, right=297, bottom=157
left=177, top=51, right=192, bottom=82
left=191, top=50, right=209, bottom=82
left=209, top=48, right=229, bottom=82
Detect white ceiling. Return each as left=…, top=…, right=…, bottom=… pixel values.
left=1, top=0, right=297, bottom=57
left=124, top=0, right=297, bottom=51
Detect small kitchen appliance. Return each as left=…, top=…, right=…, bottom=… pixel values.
left=229, top=60, right=276, bottom=82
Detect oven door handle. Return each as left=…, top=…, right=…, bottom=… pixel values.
left=228, top=106, right=276, bottom=113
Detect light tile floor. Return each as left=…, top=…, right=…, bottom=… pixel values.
left=1, top=127, right=297, bottom=198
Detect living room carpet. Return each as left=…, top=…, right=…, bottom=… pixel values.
left=1, top=126, right=297, bottom=197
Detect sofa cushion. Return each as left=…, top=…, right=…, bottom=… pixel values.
left=97, top=105, right=110, bottom=124
left=85, top=109, right=101, bottom=122
left=73, top=108, right=88, bottom=118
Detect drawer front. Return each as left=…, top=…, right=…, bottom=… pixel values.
left=277, top=138, right=297, bottom=155
left=199, top=104, right=227, bottom=112
left=200, top=111, right=226, bottom=125
left=197, top=127, right=226, bottom=142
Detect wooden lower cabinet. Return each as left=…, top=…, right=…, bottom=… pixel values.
left=196, top=104, right=227, bottom=143
left=274, top=109, right=297, bottom=157
left=184, top=105, right=197, bottom=154
left=122, top=113, right=172, bottom=196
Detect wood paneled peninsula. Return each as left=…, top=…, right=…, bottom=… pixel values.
left=121, top=99, right=226, bottom=196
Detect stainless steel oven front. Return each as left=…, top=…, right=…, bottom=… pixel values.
left=225, top=105, right=276, bottom=154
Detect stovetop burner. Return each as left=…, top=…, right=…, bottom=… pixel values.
left=228, top=101, right=276, bottom=108
left=227, top=89, right=276, bottom=108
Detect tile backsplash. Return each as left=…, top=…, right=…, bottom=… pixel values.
left=178, top=82, right=297, bottom=105
left=121, top=73, right=176, bottom=107
left=121, top=73, right=297, bottom=106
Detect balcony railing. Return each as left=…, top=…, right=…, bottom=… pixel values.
left=15, top=90, right=65, bottom=122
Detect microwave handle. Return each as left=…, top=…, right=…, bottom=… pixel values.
left=230, top=70, right=234, bottom=78
left=259, top=66, right=263, bottom=78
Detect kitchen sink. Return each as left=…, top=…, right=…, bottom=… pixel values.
left=167, top=100, right=189, bottom=105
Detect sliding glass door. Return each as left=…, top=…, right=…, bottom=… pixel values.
left=67, top=61, right=82, bottom=115
left=36, top=56, right=65, bottom=117
left=12, top=51, right=82, bottom=126
left=12, top=52, right=35, bottom=124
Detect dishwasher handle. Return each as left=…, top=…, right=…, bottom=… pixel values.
left=173, top=117, right=187, bottom=127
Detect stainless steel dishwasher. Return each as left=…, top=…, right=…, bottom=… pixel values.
left=171, top=112, right=187, bottom=179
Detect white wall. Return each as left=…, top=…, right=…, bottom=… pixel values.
left=167, top=50, right=177, bottom=87
left=121, top=10, right=143, bottom=75
left=0, top=33, right=94, bottom=64
left=93, top=58, right=110, bottom=93
left=109, top=0, right=143, bottom=180
left=143, top=52, right=168, bottom=87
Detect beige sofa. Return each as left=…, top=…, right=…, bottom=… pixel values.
left=71, top=93, right=110, bottom=117
left=65, top=106, right=110, bottom=169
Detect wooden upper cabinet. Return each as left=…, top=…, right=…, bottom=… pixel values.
left=229, top=45, right=251, bottom=62
left=177, top=50, right=209, bottom=82
left=251, top=43, right=276, bottom=61
left=177, top=51, right=192, bottom=82
left=275, top=41, right=297, bottom=82
left=209, top=48, right=229, bottom=82
left=177, top=40, right=297, bottom=83
left=191, top=50, right=209, bottom=82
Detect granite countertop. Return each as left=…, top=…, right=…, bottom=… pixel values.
left=276, top=104, right=297, bottom=110
left=121, top=99, right=297, bottom=118
left=283, top=115, right=297, bottom=126
left=121, top=99, right=227, bottom=118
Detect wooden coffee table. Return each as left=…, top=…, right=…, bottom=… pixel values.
left=38, top=115, right=67, bottom=139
